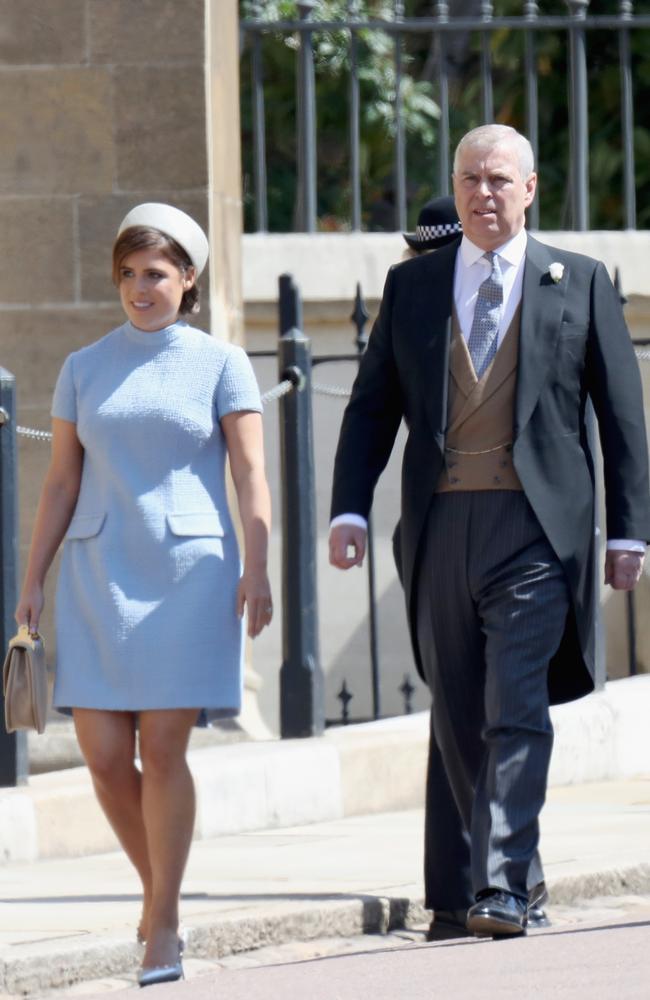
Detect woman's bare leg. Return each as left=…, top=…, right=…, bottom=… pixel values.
left=73, top=709, right=153, bottom=939
left=138, top=709, right=198, bottom=969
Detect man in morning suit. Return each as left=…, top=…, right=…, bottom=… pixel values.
left=329, top=124, right=650, bottom=939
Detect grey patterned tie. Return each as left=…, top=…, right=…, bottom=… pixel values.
left=467, top=251, right=504, bottom=378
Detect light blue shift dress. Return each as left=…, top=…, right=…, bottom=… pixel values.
left=51, top=320, right=262, bottom=721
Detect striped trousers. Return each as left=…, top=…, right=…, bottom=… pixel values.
left=417, top=490, right=570, bottom=907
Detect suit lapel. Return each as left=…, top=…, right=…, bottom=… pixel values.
left=417, top=242, right=457, bottom=442
left=515, top=235, right=568, bottom=438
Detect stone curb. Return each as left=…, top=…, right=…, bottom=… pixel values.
left=2, top=675, right=650, bottom=866
left=547, top=863, right=650, bottom=906
left=3, top=866, right=650, bottom=995
left=1, top=895, right=424, bottom=995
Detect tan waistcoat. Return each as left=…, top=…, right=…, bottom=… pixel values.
left=436, top=307, right=523, bottom=493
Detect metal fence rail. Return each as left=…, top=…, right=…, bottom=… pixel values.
left=241, top=1, right=650, bottom=233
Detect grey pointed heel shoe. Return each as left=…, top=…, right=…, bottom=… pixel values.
left=138, top=941, right=184, bottom=988
left=137, top=959, right=184, bottom=988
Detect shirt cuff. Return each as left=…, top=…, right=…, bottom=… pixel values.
left=329, top=513, right=368, bottom=533
left=606, top=539, right=646, bottom=553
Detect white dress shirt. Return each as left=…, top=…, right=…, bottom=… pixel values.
left=331, top=232, right=644, bottom=553
left=454, top=229, right=527, bottom=348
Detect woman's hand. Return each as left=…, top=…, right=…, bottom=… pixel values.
left=237, top=567, right=273, bottom=638
left=222, top=410, right=273, bottom=640
left=15, top=582, right=45, bottom=634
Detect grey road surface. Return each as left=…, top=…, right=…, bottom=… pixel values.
left=74, top=899, right=650, bottom=1000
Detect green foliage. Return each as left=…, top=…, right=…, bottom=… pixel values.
left=241, top=0, right=440, bottom=230
left=241, top=1, right=650, bottom=231
left=476, top=0, right=650, bottom=229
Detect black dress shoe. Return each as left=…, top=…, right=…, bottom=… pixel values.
left=527, top=881, right=551, bottom=928
left=528, top=881, right=548, bottom=909
left=527, top=905, right=551, bottom=928
left=466, top=890, right=528, bottom=937
left=426, top=909, right=471, bottom=941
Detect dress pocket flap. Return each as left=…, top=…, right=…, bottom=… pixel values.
left=65, top=513, right=106, bottom=540
left=167, top=512, right=225, bottom=537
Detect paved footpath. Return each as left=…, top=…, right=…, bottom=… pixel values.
left=1, top=777, right=650, bottom=997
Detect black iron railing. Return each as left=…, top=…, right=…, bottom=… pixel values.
left=240, top=1, right=650, bottom=233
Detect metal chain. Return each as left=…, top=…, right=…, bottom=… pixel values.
left=313, top=381, right=351, bottom=398
left=17, top=426, right=53, bottom=442
left=261, top=379, right=294, bottom=404
left=10, top=382, right=295, bottom=443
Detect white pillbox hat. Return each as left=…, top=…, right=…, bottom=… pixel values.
left=117, top=203, right=209, bottom=276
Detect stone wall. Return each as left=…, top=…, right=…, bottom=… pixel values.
left=0, top=0, right=210, bottom=643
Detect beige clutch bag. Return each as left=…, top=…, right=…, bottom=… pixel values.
left=2, top=625, right=53, bottom=735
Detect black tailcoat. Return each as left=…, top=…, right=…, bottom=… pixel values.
left=331, top=235, right=650, bottom=704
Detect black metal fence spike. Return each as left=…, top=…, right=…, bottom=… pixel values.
left=351, top=282, right=369, bottom=354
left=399, top=674, right=415, bottom=715
left=337, top=680, right=353, bottom=725
left=614, top=266, right=627, bottom=305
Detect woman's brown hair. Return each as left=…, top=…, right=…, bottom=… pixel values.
left=112, top=226, right=201, bottom=315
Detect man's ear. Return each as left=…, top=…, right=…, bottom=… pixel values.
left=524, top=172, right=537, bottom=207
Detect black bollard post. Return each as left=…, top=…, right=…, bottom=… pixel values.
left=0, top=368, right=28, bottom=785
left=278, top=275, right=324, bottom=738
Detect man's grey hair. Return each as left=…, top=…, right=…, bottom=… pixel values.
left=452, top=124, right=535, bottom=179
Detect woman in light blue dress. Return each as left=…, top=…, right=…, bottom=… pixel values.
left=16, top=204, right=273, bottom=986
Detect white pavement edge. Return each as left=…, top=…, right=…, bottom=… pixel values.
left=2, top=675, right=650, bottom=865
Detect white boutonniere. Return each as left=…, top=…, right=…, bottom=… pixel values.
left=548, top=262, right=564, bottom=283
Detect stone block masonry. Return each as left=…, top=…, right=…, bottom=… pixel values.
left=0, top=0, right=211, bottom=649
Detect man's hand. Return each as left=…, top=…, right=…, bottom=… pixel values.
left=605, top=549, right=645, bottom=590
left=329, top=524, right=367, bottom=569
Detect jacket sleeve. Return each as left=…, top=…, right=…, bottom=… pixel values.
left=330, top=266, right=405, bottom=520
left=586, top=261, right=650, bottom=542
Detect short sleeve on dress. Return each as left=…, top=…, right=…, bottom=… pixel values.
left=216, top=346, right=263, bottom=419
left=51, top=354, right=78, bottom=423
